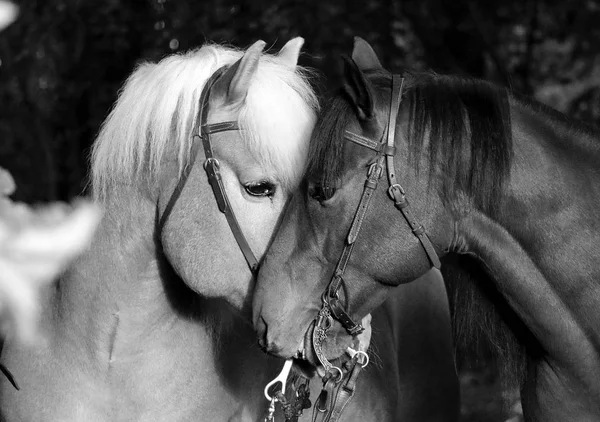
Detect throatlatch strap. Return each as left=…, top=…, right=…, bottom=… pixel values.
left=385, top=76, right=441, bottom=269
left=384, top=76, right=403, bottom=188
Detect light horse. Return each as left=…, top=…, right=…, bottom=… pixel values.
left=0, top=38, right=321, bottom=421
left=253, top=36, right=600, bottom=421
left=0, top=38, right=459, bottom=422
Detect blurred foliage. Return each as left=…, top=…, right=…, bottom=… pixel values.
left=1, top=0, right=599, bottom=202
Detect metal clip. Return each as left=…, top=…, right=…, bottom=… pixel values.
left=346, top=347, right=370, bottom=368
left=264, top=359, right=293, bottom=401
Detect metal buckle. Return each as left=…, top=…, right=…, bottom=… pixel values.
left=264, top=359, right=293, bottom=401
left=347, top=347, right=370, bottom=368
left=367, top=162, right=382, bottom=179
left=203, top=157, right=220, bottom=171
left=387, top=183, right=405, bottom=200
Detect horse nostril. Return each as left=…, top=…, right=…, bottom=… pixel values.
left=256, top=316, right=269, bottom=349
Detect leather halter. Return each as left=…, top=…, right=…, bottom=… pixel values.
left=323, top=74, right=441, bottom=335
left=159, top=66, right=259, bottom=273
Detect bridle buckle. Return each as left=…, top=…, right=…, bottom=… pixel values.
left=388, top=183, right=406, bottom=199
left=387, top=183, right=405, bottom=200
left=203, top=157, right=220, bottom=171
left=367, top=162, right=383, bottom=179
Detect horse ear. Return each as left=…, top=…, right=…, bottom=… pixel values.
left=351, top=36, right=383, bottom=71
left=278, top=37, right=304, bottom=68
left=212, top=40, right=266, bottom=107
left=341, top=54, right=374, bottom=120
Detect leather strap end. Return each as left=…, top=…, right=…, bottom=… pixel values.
left=329, top=298, right=364, bottom=336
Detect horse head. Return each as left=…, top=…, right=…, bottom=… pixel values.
left=91, top=38, right=317, bottom=314
left=253, top=37, right=463, bottom=367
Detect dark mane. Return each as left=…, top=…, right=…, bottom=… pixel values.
left=406, top=72, right=512, bottom=216
left=308, top=70, right=522, bottom=388
left=307, top=70, right=513, bottom=217
left=306, top=94, right=353, bottom=188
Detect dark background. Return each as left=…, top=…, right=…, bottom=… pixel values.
left=1, top=1, right=599, bottom=420
left=2, top=0, right=599, bottom=203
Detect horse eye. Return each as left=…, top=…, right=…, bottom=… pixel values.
left=309, top=185, right=336, bottom=202
left=244, top=181, right=276, bottom=197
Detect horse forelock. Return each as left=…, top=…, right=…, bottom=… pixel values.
left=90, top=43, right=318, bottom=202
left=238, top=58, right=318, bottom=193
left=306, top=94, right=353, bottom=189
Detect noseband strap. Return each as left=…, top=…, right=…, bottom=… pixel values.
left=322, top=74, right=441, bottom=336
left=160, top=66, right=259, bottom=273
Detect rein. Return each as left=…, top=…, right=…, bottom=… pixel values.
left=159, top=66, right=259, bottom=273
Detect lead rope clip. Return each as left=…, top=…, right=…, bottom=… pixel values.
left=263, top=359, right=294, bottom=422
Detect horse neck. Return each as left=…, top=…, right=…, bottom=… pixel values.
left=452, top=99, right=600, bottom=385
left=499, top=99, right=600, bottom=269
left=55, top=185, right=215, bottom=361
left=59, top=187, right=158, bottom=316
left=42, top=185, right=279, bottom=418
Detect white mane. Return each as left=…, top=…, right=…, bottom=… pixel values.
left=90, top=43, right=318, bottom=200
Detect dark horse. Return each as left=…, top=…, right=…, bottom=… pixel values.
left=253, top=37, right=600, bottom=421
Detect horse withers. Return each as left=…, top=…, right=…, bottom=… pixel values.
left=253, top=36, right=600, bottom=421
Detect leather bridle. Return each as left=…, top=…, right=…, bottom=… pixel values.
left=307, top=73, right=443, bottom=422
left=315, top=74, right=442, bottom=342
left=159, top=66, right=259, bottom=273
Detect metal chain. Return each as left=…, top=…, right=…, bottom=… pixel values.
left=264, top=361, right=311, bottom=422
left=264, top=397, right=277, bottom=422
